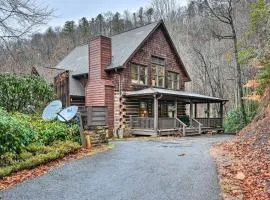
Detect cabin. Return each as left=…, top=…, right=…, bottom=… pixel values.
left=48, top=20, right=227, bottom=137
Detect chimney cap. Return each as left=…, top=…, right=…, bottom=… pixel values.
left=90, top=35, right=111, bottom=41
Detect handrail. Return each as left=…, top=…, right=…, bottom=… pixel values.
left=175, top=117, right=187, bottom=127
left=190, top=118, right=202, bottom=134
left=191, top=118, right=203, bottom=126
left=175, top=117, right=187, bottom=136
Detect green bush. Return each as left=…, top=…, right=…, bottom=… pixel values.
left=256, top=63, right=270, bottom=94
left=224, top=100, right=259, bottom=133
left=12, top=112, right=80, bottom=145
left=0, top=73, right=53, bottom=112
left=0, top=108, right=80, bottom=167
left=0, top=108, right=36, bottom=156
left=0, top=140, right=80, bottom=178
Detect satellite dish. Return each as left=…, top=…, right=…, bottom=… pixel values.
left=57, top=106, right=78, bottom=122
left=42, top=100, right=62, bottom=121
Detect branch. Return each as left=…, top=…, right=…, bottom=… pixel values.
left=196, top=0, right=232, bottom=25
left=211, top=30, right=234, bottom=40
left=0, top=0, right=53, bottom=41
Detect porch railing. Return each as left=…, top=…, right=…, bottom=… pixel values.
left=158, top=118, right=176, bottom=130
left=195, top=118, right=222, bottom=128
left=129, top=116, right=187, bottom=136
left=129, top=116, right=154, bottom=130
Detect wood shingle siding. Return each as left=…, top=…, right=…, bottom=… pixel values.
left=110, top=26, right=188, bottom=92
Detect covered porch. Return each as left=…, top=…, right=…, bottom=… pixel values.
left=124, top=88, right=227, bottom=136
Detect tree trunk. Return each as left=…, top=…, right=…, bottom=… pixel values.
left=231, top=23, right=247, bottom=123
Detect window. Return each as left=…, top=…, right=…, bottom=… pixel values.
left=167, top=71, right=180, bottom=90
left=152, top=56, right=165, bottom=66
left=138, top=100, right=153, bottom=117
left=131, top=64, right=148, bottom=85
left=151, top=56, right=165, bottom=87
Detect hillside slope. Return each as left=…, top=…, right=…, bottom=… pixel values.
left=212, top=88, right=270, bottom=200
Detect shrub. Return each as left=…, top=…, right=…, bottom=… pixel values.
left=0, top=108, right=36, bottom=156
left=12, top=112, right=80, bottom=145
left=256, top=63, right=270, bottom=94
left=224, top=100, right=259, bottom=133
left=0, top=140, right=80, bottom=178
left=0, top=108, right=80, bottom=166
left=0, top=73, right=53, bottom=112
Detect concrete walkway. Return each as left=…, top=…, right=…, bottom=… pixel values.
left=0, top=135, right=231, bottom=200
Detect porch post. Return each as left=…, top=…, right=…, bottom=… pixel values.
left=189, top=101, right=193, bottom=126
left=220, top=102, right=224, bottom=127
left=207, top=103, right=210, bottom=127
left=154, top=95, right=158, bottom=133
left=194, top=103, right=197, bottom=118
left=174, top=100, right=178, bottom=118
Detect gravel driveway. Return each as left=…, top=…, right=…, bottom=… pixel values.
left=0, top=135, right=231, bottom=200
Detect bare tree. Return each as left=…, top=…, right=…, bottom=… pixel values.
left=0, top=0, right=53, bottom=43
left=199, top=0, right=247, bottom=123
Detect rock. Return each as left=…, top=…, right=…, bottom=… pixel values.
left=84, top=126, right=108, bottom=146
left=235, top=172, right=245, bottom=180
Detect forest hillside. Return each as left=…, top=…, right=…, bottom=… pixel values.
left=1, top=0, right=266, bottom=116
left=212, top=87, right=270, bottom=199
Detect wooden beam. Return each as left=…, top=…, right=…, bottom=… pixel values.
left=190, top=101, right=193, bottom=126
left=207, top=103, right=210, bottom=127
left=174, top=100, right=178, bottom=118
left=220, top=102, right=224, bottom=127
left=194, top=103, right=197, bottom=118
left=154, top=95, right=158, bottom=131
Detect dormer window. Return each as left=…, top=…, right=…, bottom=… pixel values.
left=131, top=63, right=148, bottom=85
left=151, top=56, right=165, bottom=87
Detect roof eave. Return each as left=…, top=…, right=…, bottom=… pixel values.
left=105, top=65, right=124, bottom=71
left=124, top=89, right=228, bottom=103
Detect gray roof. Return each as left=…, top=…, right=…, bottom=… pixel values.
left=54, top=21, right=192, bottom=96
left=108, top=21, right=159, bottom=69
left=55, top=21, right=159, bottom=75
left=124, top=88, right=227, bottom=103
left=54, top=22, right=161, bottom=96
left=55, top=22, right=159, bottom=75
left=33, top=66, right=64, bottom=84
left=55, top=45, right=89, bottom=76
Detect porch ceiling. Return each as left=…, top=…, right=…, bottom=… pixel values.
left=124, top=88, right=228, bottom=103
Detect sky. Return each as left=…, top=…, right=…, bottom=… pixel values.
left=37, top=0, right=188, bottom=32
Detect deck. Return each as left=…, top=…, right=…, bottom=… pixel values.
left=129, top=117, right=223, bottom=136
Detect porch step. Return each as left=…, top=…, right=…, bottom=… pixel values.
left=184, top=127, right=201, bottom=136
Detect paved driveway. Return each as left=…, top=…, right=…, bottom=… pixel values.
left=0, top=135, right=231, bottom=200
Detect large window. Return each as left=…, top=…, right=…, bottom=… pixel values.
left=151, top=56, right=165, bottom=87
left=167, top=71, right=180, bottom=90
left=131, top=64, right=148, bottom=85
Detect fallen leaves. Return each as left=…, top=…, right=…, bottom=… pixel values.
left=211, top=98, right=270, bottom=200
left=0, top=145, right=110, bottom=191
left=235, top=172, right=246, bottom=180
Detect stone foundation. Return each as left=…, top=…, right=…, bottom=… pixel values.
left=84, top=126, right=108, bottom=146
